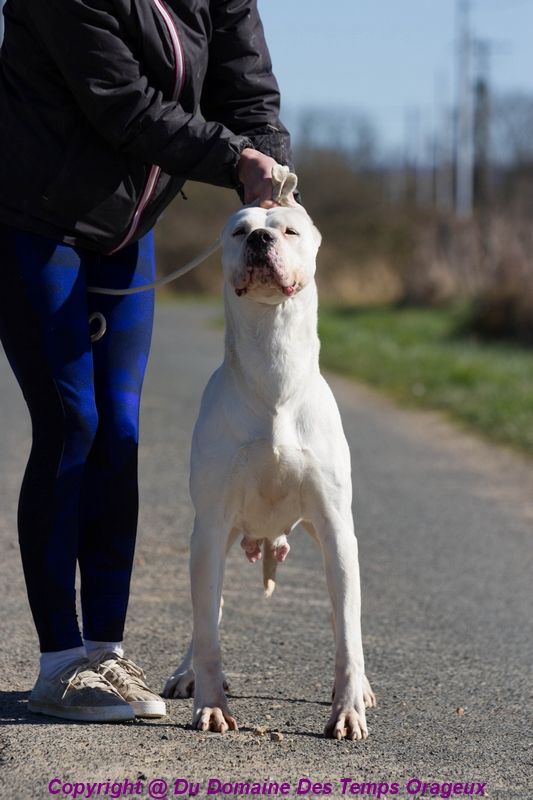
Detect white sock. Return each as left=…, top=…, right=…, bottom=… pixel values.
left=39, top=646, right=86, bottom=680
left=83, top=640, right=124, bottom=662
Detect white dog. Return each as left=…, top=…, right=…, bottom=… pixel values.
left=163, top=203, right=376, bottom=740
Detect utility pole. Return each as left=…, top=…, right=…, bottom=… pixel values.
left=404, top=106, right=422, bottom=208
left=455, top=0, right=475, bottom=217
left=434, top=71, right=454, bottom=213
left=473, top=40, right=491, bottom=211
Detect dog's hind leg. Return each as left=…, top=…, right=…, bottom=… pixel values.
left=162, top=528, right=238, bottom=700
left=189, top=514, right=237, bottom=732
left=300, top=519, right=320, bottom=545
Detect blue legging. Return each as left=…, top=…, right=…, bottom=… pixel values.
left=0, top=223, right=155, bottom=652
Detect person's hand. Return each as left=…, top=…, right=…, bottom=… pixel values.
left=237, top=148, right=296, bottom=207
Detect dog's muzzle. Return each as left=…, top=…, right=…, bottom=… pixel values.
left=234, top=229, right=296, bottom=298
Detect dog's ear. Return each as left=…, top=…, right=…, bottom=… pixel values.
left=302, top=210, right=322, bottom=251
left=311, top=224, right=322, bottom=251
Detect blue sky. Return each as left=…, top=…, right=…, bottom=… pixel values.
left=258, top=0, right=533, bottom=155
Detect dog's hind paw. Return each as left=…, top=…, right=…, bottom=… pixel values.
left=162, top=669, right=230, bottom=699
left=162, top=668, right=195, bottom=699
left=324, top=707, right=368, bottom=741
left=363, top=674, right=377, bottom=708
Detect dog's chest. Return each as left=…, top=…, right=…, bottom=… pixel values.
left=223, top=440, right=312, bottom=539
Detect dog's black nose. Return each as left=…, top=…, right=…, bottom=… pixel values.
left=247, top=228, right=275, bottom=247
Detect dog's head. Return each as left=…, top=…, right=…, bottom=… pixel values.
left=220, top=205, right=322, bottom=305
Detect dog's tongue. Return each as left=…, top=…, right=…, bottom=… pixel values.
left=282, top=285, right=295, bottom=296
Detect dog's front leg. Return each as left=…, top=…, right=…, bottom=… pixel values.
left=312, top=511, right=368, bottom=741
left=190, top=515, right=237, bottom=733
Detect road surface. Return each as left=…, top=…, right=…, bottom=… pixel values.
left=0, top=299, right=531, bottom=799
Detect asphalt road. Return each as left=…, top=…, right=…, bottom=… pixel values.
left=0, top=298, right=531, bottom=800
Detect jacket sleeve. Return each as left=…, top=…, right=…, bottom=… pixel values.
left=201, top=0, right=295, bottom=171
left=27, top=0, right=251, bottom=187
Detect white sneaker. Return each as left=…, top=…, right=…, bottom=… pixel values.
left=96, top=654, right=167, bottom=719
left=28, top=659, right=135, bottom=722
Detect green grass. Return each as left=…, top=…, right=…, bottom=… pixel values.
left=318, top=304, right=533, bottom=456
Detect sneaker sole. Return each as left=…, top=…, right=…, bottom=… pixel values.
left=28, top=700, right=135, bottom=723
left=130, top=699, right=167, bottom=718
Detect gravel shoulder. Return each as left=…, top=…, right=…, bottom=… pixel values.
left=0, top=298, right=531, bottom=800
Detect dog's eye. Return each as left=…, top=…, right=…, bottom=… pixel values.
left=232, top=227, right=246, bottom=237
left=285, top=228, right=300, bottom=236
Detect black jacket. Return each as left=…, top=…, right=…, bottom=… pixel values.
left=0, top=0, right=293, bottom=253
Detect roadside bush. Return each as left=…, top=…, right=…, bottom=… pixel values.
left=464, top=217, right=533, bottom=344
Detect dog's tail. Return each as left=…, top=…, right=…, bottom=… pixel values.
left=262, top=542, right=277, bottom=598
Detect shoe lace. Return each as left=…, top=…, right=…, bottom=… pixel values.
left=99, top=655, right=148, bottom=691
left=59, top=660, right=121, bottom=700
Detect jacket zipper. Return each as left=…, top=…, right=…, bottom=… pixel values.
left=110, top=0, right=185, bottom=253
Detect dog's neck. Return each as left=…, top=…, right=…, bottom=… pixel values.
left=223, top=281, right=321, bottom=411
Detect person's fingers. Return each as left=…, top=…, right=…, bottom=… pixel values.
left=257, top=183, right=276, bottom=204
left=238, top=148, right=279, bottom=205
left=238, top=149, right=298, bottom=206
left=244, top=183, right=272, bottom=205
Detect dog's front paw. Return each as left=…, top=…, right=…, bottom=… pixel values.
left=162, top=668, right=195, bottom=698
left=324, top=706, right=368, bottom=741
left=193, top=703, right=238, bottom=733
